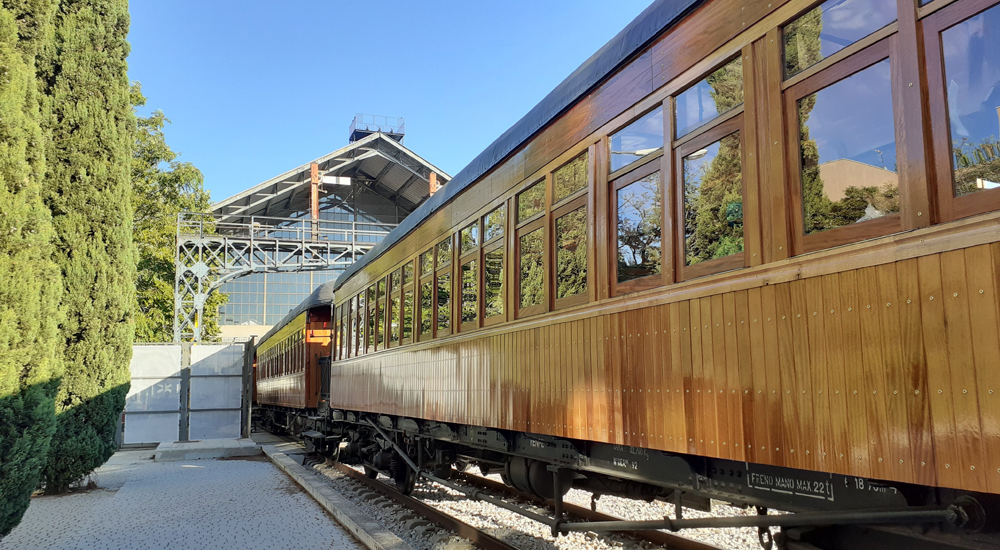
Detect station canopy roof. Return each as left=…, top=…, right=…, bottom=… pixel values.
left=212, top=132, right=451, bottom=223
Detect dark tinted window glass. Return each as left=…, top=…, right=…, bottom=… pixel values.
left=675, top=57, right=744, bottom=138
left=402, top=290, right=414, bottom=341
left=420, top=251, right=433, bottom=276
left=484, top=206, right=505, bottom=243
left=484, top=249, right=504, bottom=318
left=436, top=273, right=451, bottom=332
left=554, top=153, right=588, bottom=202
left=436, top=238, right=452, bottom=269
left=797, top=60, right=898, bottom=234
left=519, top=229, right=544, bottom=309
left=941, top=4, right=1000, bottom=197
left=683, top=131, right=744, bottom=265
left=784, top=0, right=897, bottom=79
left=460, top=223, right=479, bottom=256
left=461, top=261, right=477, bottom=325
left=610, top=109, right=664, bottom=172
left=377, top=279, right=386, bottom=300
left=517, top=180, right=545, bottom=222
left=617, top=172, right=662, bottom=283
left=420, top=281, right=433, bottom=335
left=555, top=207, right=588, bottom=299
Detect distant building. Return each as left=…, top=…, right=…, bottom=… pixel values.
left=210, top=115, right=449, bottom=340
left=818, top=158, right=898, bottom=201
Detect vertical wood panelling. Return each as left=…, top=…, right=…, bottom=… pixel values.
left=965, top=245, right=1000, bottom=493
left=820, top=274, right=851, bottom=476
left=744, top=289, right=767, bottom=464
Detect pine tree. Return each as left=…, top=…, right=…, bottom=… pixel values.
left=39, top=0, right=135, bottom=493
left=0, top=0, right=61, bottom=536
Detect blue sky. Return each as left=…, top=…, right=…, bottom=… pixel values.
left=128, top=1, right=654, bottom=203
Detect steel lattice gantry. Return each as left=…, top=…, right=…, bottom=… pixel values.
left=173, top=214, right=393, bottom=341
left=175, top=130, right=450, bottom=341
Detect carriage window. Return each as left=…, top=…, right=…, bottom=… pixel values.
left=436, top=238, right=452, bottom=269
left=610, top=109, right=664, bottom=172
left=355, top=292, right=364, bottom=356
left=683, top=131, right=744, bottom=265
left=617, top=172, right=662, bottom=283
left=389, top=293, right=401, bottom=345
left=460, top=223, right=479, bottom=256
left=783, top=0, right=896, bottom=79
left=402, top=290, right=414, bottom=341
left=554, top=153, right=588, bottom=203
left=796, top=60, right=898, bottom=235
left=461, top=260, right=478, bottom=325
left=484, top=248, right=504, bottom=318
left=484, top=206, right=505, bottom=243
left=420, top=281, right=433, bottom=335
left=941, top=4, right=1000, bottom=197
left=675, top=57, right=744, bottom=138
left=519, top=228, right=544, bottom=309
left=420, top=250, right=433, bottom=276
left=403, top=262, right=414, bottom=286
left=366, top=286, right=376, bottom=350
left=517, top=180, right=545, bottom=222
left=436, top=273, right=451, bottom=332
left=555, top=207, right=587, bottom=299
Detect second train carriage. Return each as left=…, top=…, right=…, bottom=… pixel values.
left=253, top=0, right=1000, bottom=546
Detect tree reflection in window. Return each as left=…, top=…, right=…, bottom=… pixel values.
left=402, top=290, right=413, bottom=341
left=436, top=238, right=452, bottom=269
left=484, top=206, right=505, bottom=243
left=436, top=273, right=451, bottom=332
left=683, top=133, right=744, bottom=265
left=420, top=281, right=432, bottom=335
left=519, top=229, right=544, bottom=309
left=617, top=172, right=661, bottom=283
left=797, top=60, right=898, bottom=234
left=461, top=261, right=477, bottom=325
left=367, top=286, right=376, bottom=349
left=484, top=249, right=503, bottom=318
left=389, top=294, right=400, bottom=344
left=675, top=57, right=744, bottom=138
left=554, top=153, right=588, bottom=202
left=460, top=223, right=479, bottom=256
left=783, top=0, right=897, bottom=79
left=356, top=292, right=365, bottom=354
left=517, top=180, right=545, bottom=222
left=420, top=250, right=433, bottom=276
left=556, top=207, right=587, bottom=299
left=941, top=4, right=1000, bottom=197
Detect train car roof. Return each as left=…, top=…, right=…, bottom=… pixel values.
left=257, top=281, right=337, bottom=345
left=330, top=0, right=700, bottom=293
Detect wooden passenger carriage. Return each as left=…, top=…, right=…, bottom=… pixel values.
left=254, top=0, right=1000, bottom=538
left=318, top=0, right=1000, bottom=497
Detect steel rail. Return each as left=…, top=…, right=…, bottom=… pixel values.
left=455, top=472, right=723, bottom=550
left=332, top=462, right=520, bottom=550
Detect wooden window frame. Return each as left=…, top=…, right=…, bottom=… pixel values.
left=782, top=37, right=904, bottom=255
left=610, top=157, right=666, bottom=297
left=551, top=194, right=590, bottom=310
left=673, top=113, right=748, bottom=281
left=434, top=233, right=455, bottom=338
left=515, top=216, right=547, bottom=319
left=923, top=0, right=1000, bottom=222
left=482, top=238, right=506, bottom=327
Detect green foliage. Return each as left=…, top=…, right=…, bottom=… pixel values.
left=129, top=82, right=223, bottom=342
left=38, top=0, right=136, bottom=494
left=0, top=0, right=61, bottom=536
left=783, top=7, right=823, bottom=77
left=555, top=207, right=587, bottom=299
left=616, top=176, right=661, bottom=282
left=685, top=132, right=744, bottom=264
left=519, top=229, right=544, bottom=309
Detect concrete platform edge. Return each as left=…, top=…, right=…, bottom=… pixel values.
left=262, top=445, right=414, bottom=550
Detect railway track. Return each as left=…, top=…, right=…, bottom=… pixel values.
left=320, top=458, right=724, bottom=550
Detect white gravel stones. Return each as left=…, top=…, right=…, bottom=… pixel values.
left=310, top=463, right=774, bottom=550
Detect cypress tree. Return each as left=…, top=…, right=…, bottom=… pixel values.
left=39, top=0, right=135, bottom=493
left=0, top=0, right=61, bottom=536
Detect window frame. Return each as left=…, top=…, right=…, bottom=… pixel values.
left=482, top=237, right=506, bottom=327
left=782, top=37, right=903, bottom=255
left=673, top=113, right=748, bottom=281
left=434, top=234, right=455, bottom=338
left=922, top=0, right=1000, bottom=222
left=551, top=194, right=590, bottom=310
left=515, top=216, right=547, bottom=319
left=611, top=157, right=666, bottom=297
